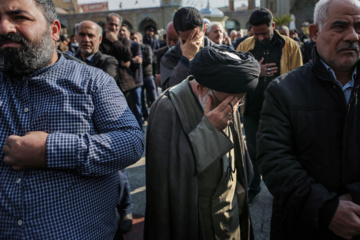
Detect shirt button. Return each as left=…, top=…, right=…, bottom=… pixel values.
left=333, top=85, right=337, bottom=89
left=24, top=108, right=29, bottom=113
left=18, top=220, right=23, bottom=226
left=16, top=178, right=21, bottom=184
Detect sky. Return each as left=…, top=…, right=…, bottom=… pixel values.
left=77, top=0, right=260, bottom=10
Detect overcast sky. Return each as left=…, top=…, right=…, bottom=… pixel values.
left=77, top=0, right=260, bottom=10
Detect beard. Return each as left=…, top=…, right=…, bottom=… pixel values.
left=255, top=31, right=274, bottom=47
left=198, top=91, right=210, bottom=111
left=0, top=27, right=54, bottom=77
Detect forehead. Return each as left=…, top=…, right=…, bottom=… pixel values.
left=78, top=23, right=97, bottom=33
left=325, top=0, right=360, bottom=23
left=108, top=16, right=120, bottom=24
left=178, top=27, right=201, bottom=39
left=252, top=24, right=270, bottom=33
left=0, top=0, right=44, bottom=18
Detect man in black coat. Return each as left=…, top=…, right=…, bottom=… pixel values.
left=75, top=21, right=118, bottom=79
left=99, top=13, right=135, bottom=96
left=119, top=24, right=144, bottom=129
left=257, top=0, right=360, bottom=239
left=155, top=21, right=179, bottom=89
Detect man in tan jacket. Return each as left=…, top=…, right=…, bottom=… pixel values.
left=236, top=8, right=302, bottom=203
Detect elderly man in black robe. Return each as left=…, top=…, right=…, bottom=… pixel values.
left=145, top=45, right=260, bottom=240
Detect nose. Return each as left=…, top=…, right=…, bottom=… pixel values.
left=344, top=26, right=360, bottom=42
left=258, top=35, right=264, bottom=41
left=0, top=18, right=16, bottom=35
left=83, top=35, right=90, bottom=42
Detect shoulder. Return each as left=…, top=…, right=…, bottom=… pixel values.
left=241, top=36, right=255, bottom=45
left=162, top=43, right=181, bottom=66
left=60, top=56, right=115, bottom=89
left=150, top=91, right=175, bottom=114
left=282, top=35, right=301, bottom=51
left=100, top=53, right=118, bottom=63
left=270, top=63, right=313, bottom=92
left=238, top=37, right=255, bottom=50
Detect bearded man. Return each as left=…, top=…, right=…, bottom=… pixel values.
left=145, top=45, right=260, bottom=240
left=236, top=8, right=302, bottom=202
left=0, top=0, right=143, bottom=239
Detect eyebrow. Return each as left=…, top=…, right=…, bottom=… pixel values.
left=4, top=9, right=35, bottom=19
left=6, top=9, right=29, bottom=15
left=330, top=20, right=349, bottom=26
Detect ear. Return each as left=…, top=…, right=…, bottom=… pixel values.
left=51, top=19, right=61, bottom=42
left=99, top=35, right=103, bottom=43
left=309, top=24, right=319, bottom=42
left=196, top=83, right=207, bottom=94
left=272, top=22, right=276, bottom=29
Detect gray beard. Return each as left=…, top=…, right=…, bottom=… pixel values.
left=0, top=27, right=54, bottom=77
left=198, top=94, right=209, bottom=111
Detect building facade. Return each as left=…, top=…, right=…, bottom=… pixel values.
left=55, top=0, right=316, bottom=36
left=260, top=0, right=316, bottom=30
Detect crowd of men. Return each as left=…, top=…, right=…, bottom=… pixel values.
left=1, top=0, right=360, bottom=239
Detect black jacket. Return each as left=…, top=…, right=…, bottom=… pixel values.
left=129, top=40, right=143, bottom=87
left=257, top=47, right=360, bottom=240
left=100, top=36, right=135, bottom=92
left=140, top=43, right=153, bottom=79
left=75, top=51, right=118, bottom=81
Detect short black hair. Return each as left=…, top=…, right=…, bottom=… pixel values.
left=173, top=7, right=203, bottom=34
left=121, top=23, right=130, bottom=31
left=34, top=0, right=57, bottom=24
left=249, top=8, right=273, bottom=27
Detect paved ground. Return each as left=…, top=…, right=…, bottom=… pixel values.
left=123, top=124, right=273, bottom=240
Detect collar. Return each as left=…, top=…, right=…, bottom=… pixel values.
left=320, top=59, right=356, bottom=89
left=86, top=54, right=95, bottom=62
left=28, top=53, right=66, bottom=77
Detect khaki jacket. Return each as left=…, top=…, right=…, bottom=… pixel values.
left=236, top=30, right=303, bottom=75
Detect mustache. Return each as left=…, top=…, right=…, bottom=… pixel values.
left=337, top=42, right=360, bottom=52
left=0, top=33, right=26, bottom=45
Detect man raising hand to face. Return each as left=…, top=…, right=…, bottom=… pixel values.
left=160, top=7, right=216, bottom=90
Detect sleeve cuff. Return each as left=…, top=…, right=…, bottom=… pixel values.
left=46, top=132, right=79, bottom=169
left=189, top=116, right=233, bottom=174
left=344, top=183, right=360, bottom=205
left=318, top=197, right=339, bottom=228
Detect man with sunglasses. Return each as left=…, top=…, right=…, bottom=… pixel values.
left=145, top=46, right=260, bottom=240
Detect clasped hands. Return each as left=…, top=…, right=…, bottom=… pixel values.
left=3, top=131, right=48, bottom=170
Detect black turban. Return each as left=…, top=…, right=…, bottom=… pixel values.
left=190, top=45, right=260, bottom=93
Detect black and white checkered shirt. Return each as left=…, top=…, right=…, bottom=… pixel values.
left=0, top=54, right=144, bottom=239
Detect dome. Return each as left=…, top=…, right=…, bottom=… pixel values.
left=200, top=7, right=224, bottom=17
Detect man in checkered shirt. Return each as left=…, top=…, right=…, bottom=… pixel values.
left=0, top=0, right=144, bottom=239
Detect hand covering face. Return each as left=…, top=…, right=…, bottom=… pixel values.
left=190, top=45, right=260, bottom=93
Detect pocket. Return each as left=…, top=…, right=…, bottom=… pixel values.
left=31, top=94, right=94, bottom=134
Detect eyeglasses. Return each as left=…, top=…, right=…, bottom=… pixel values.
left=210, top=89, right=221, bottom=105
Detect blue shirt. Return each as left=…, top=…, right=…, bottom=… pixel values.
left=321, top=60, right=356, bottom=104
left=0, top=55, right=144, bottom=239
